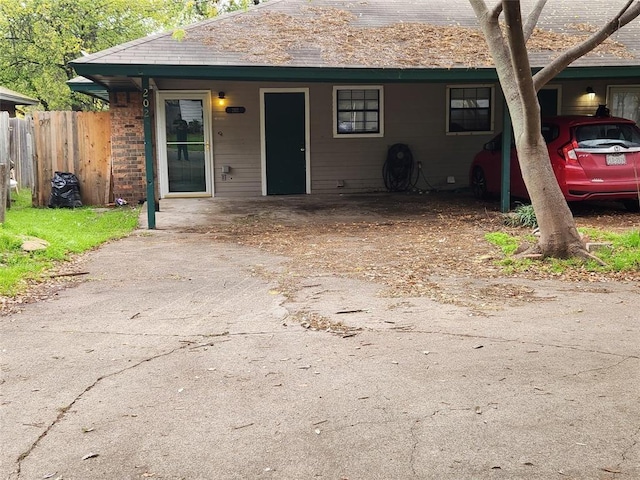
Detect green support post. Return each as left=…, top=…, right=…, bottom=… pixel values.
left=500, top=102, right=512, bottom=213
left=142, top=77, right=156, bottom=229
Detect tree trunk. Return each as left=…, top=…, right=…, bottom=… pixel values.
left=469, top=0, right=598, bottom=260
left=513, top=135, right=585, bottom=258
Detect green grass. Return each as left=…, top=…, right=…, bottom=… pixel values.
left=485, top=227, right=640, bottom=274
left=485, top=232, right=520, bottom=255
left=0, top=190, right=139, bottom=296
left=581, top=228, right=640, bottom=272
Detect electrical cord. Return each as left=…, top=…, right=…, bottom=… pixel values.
left=416, top=163, right=436, bottom=191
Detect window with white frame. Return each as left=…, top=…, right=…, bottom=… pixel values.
left=608, top=86, right=640, bottom=124
left=447, top=85, right=494, bottom=134
left=333, top=86, right=383, bottom=137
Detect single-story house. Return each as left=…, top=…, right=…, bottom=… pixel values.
left=0, top=87, right=38, bottom=117
left=69, top=0, right=640, bottom=225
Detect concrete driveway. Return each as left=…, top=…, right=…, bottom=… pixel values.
left=1, top=196, right=639, bottom=480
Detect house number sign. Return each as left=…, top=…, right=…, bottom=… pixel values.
left=225, top=106, right=246, bottom=114
left=142, top=88, right=151, bottom=118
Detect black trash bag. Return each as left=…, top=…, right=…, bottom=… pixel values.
left=49, top=171, right=82, bottom=208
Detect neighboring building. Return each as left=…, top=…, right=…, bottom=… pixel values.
left=69, top=0, right=640, bottom=204
left=0, top=87, right=38, bottom=117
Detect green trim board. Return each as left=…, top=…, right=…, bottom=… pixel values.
left=67, top=82, right=110, bottom=102
left=500, top=104, right=512, bottom=214
left=142, top=77, right=156, bottom=229
left=71, top=63, right=640, bottom=85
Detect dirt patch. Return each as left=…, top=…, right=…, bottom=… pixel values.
left=188, top=193, right=640, bottom=308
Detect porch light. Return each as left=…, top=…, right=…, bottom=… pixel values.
left=218, top=91, right=226, bottom=106
left=586, top=87, right=596, bottom=100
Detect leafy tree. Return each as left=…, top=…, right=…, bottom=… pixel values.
left=170, top=0, right=262, bottom=40
left=469, top=0, right=640, bottom=260
left=0, top=0, right=174, bottom=110
left=0, top=0, right=263, bottom=110
left=0, top=0, right=264, bottom=110
left=164, top=0, right=262, bottom=24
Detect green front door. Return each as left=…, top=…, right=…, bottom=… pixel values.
left=264, top=92, right=307, bottom=195
left=538, top=89, right=559, bottom=117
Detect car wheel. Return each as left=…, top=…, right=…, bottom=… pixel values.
left=622, top=199, right=640, bottom=212
left=471, top=167, right=488, bottom=200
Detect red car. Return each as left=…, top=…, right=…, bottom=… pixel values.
left=469, top=116, right=640, bottom=211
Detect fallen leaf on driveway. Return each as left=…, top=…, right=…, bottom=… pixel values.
left=601, top=467, right=622, bottom=473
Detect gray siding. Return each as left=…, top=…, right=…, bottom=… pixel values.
left=155, top=77, right=638, bottom=198
left=559, top=79, right=637, bottom=117
left=210, top=82, right=263, bottom=196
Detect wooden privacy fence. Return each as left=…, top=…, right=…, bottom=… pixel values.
left=33, top=111, right=111, bottom=206
left=9, top=115, right=35, bottom=190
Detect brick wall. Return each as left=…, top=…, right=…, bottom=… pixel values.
left=110, top=91, right=146, bottom=203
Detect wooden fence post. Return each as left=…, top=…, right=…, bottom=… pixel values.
left=9, top=116, right=35, bottom=191
left=0, top=111, right=10, bottom=221
left=0, top=164, right=6, bottom=222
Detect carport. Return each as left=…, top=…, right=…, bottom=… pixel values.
left=68, top=0, right=640, bottom=229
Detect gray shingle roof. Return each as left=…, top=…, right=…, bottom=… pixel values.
left=0, top=86, right=38, bottom=105
left=72, top=0, right=640, bottom=70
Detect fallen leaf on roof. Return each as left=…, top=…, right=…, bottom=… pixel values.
left=189, top=7, right=632, bottom=67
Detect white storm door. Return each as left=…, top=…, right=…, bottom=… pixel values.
left=157, top=91, right=212, bottom=197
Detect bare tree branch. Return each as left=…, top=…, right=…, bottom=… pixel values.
left=469, top=0, right=522, bottom=120
left=503, top=1, right=540, bottom=139
left=523, top=0, right=548, bottom=41
left=490, top=1, right=503, bottom=19
left=534, top=0, right=640, bottom=89
left=618, top=0, right=640, bottom=23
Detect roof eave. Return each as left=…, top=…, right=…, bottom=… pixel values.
left=0, top=94, right=39, bottom=105
left=69, top=63, right=500, bottom=83
left=69, top=63, right=640, bottom=86
left=68, top=83, right=110, bottom=102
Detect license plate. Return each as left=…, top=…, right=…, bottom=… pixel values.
left=606, top=153, right=626, bottom=165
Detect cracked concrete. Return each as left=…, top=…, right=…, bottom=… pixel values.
left=1, top=197, right=639, bottom=480
left=11, top=341, right=198, bottom=479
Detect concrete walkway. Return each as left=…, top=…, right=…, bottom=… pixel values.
left=1, top=198, right=639, bottom=480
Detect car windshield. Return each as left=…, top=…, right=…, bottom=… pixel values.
left=575, top=123, right=640, bottom=148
